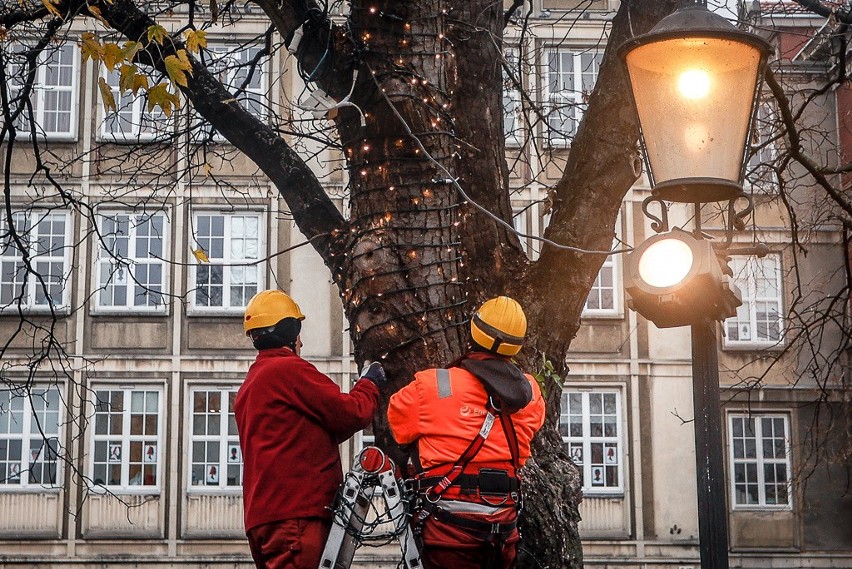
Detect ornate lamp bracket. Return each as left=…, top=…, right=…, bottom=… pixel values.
left=642, top=195, right=670, bottom=234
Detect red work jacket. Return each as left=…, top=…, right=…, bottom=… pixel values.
left=387, top=365, right=545, bottom=470
left=235, top=348, right=379, bottom=532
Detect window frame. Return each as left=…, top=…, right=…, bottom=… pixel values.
left=0, top=383, right=64, bottom=492
left=92, top=210, right=170, bottom=314
left=0, top=209, right=73, bottom=313
left=503, top=47, right=524, bottom=148
left=727, top=412, right=793, bottom=510
left=88, top=385, right=164, bottom=494
left=559, top=387, right=625, bottom=496
left=188, top=209, right=265, bottom=314
left=723, top=254, right=785, bottom=350
left=744, top=99, right=778, bottom=194
left=186, top=385, right=243, bottom=494
left=543, top=47, right=602, bottom=147
left=582, top=253, right=622, bottom=318
left=195, top=43, right=269, bottom=142
left=7, top=42, right=80, bottom=141
left=97, top=66, right=173, bottom=142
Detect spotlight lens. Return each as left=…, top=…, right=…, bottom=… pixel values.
left=638, top=238, right=694, bottom=288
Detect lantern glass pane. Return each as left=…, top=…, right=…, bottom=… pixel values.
left=626, top=36, right=763, bottom=184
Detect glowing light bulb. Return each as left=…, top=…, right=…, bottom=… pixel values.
left=637, top=238, right=694, bottom=288
left=677, top=69, right=711, bottom=99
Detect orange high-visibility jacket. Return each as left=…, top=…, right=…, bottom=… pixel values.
left=387, top=366, right=545, bottom=469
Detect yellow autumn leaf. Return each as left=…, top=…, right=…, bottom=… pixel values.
left=183, top=29, right=208, bottom=53
left=80, top=33, right=103, bottom=63
left=97, top=77, right=117, bottom=113
left=147, top=83, right=180, bottom=117
left=119, top=41, right=142, bottom=62
left=88, top=5, right=109, bottom=27
left=41, top=0, right=63, bottom=19
left=147, top=24, right=168, bottom=45
left=118, top=63, right=137, bottom=93
left=164, top=50, right=193, bottom=88
left=102, top=42, right=123, bottom=71
left=192, top=248, right=210, bottom=263
left=131, top=73, right=149, bottom=95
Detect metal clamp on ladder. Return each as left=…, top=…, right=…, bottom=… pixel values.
left=319, top=446, right=422, bottom=569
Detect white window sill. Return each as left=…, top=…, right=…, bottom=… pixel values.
left=722, top=341, right=786, bottom=352
left=0, top=306, right=71, bottom=317
left=90, top=307, right=169, bottom=317
left=0, top=486, right=62, bottom=494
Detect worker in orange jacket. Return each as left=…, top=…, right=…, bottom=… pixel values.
left=388, top=296, right=545, bottom=569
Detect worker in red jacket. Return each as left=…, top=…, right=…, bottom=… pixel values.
left=235, top=290, right=384, bottom=569
left=388, top=296, right=545, bottom=569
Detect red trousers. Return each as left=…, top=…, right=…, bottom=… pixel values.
left=419, top=507, right=519, bottom=569
left=247, top=518, right=330, bottom=569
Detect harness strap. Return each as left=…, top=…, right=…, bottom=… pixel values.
left=424, top=402, right=496, bottom=502
left=431, top=507, right=517, bottom=537
left=416, top=473, right=520, bottom=494
left=498, top=411, right=520, bottom=471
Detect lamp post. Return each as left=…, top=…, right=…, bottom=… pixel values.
left=619, top=3, right=770, bottom=569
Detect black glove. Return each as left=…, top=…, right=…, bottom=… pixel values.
left=360, top=361, right=387, bottom=389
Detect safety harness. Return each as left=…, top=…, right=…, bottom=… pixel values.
left=412, top=394, right=522, bottom=539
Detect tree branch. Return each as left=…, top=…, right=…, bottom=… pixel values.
left=96, top=0, right=348, bottom=269
left=251, top=0, right=355, bottom=99
left=765, top=67, right=852, bottom=220
left=792, top=0, right=852, bottom=25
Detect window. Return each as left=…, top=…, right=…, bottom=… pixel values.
left=724, top=255, right=783, bottom=347
left=95, top=211, right=168, bottom=311
left=91, top=387, right=162, bottom=491
left=0, top=385, right=62, bottom=489
left=583, top=255, right=618, bottom=316
left=745, top=101, right=777, bottom=193
left=189, top=388, right=243, bottom=489
left=560, top=390, right=623, bottom=493
left=100, top=67, right=170, bottom=141
left=729, top=414, right=791, bottom=508
left=1, top=210, right=72, bottom=311
left=191, top=212, right=262, bottom=311
left=195, top=44, right=267, bottom=139
left=503, top=49, right=523, bottom=146
left=7, top=43, right=79, bottom=139
left=545, top=49, right=602, bottom=145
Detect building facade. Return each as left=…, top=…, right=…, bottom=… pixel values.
left=0, top=1, right=850, bottom=568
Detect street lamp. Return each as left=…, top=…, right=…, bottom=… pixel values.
left=619, top=3, right=771, bottom=569
left=619, top=2, right=770, bottom=203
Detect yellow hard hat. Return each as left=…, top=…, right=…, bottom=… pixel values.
left=470, top=296, right=527, bottom=356
left=244, top=290, right=305, bottom=334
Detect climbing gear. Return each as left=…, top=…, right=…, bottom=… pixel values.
left=412, top=395, right=523, bottom=537
left=319, top=447, right=421, bottom=569
left=243, top=290, right=305, bottom=333
left=470, top=296, right=527, bottom=356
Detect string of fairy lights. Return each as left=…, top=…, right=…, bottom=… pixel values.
left=302, top=3, right=628, bottom=360
left=330, top=4, right=472, bottom=358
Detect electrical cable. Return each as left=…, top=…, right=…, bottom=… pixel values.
left=364, top=61, right=633, bottom=257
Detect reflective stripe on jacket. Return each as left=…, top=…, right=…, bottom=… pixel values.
left=387, top=365, right=545, bottom=470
